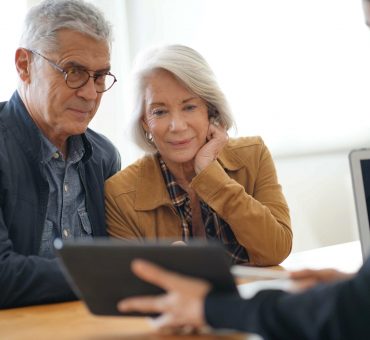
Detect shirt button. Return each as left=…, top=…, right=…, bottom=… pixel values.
left=52, top=152, right=59, bottom=159
left=64, top=184, right=68, bottom=192
left=63, top=229, right=69, bottom=237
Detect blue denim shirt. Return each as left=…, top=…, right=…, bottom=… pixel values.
left=39, top=134, right=92, bottom=258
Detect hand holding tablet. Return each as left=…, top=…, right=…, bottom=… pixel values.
left=55, top=238, right=239, bottom=316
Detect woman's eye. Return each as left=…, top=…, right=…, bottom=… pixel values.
left=152, top=109, right=166, bottom=116
left=184, top=104, right=196, bottom=111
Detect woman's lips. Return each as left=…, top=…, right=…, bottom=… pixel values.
left=168, top=138, right=193, bottom=147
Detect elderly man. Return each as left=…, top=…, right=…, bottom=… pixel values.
left=0, top=0, right=120, bottom=308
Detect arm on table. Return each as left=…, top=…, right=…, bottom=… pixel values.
left=0, top=210, right=76, bottom=309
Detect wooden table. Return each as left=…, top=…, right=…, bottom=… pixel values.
left=1, top=241, right=363, bottom=339
left=0, top=301, right=250, bottom=340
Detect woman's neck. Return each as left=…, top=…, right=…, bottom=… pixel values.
left=163, top=158, right=196, bottom=188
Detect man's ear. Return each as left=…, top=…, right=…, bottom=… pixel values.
left=15, top=48, right=32, bottom=83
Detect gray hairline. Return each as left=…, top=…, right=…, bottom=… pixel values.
left=19, top=0, right=113, bottom=54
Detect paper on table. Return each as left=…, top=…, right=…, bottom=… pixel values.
left=231, top=265, right=290, bottom=280
left=231, top=265, right=294, bottom=299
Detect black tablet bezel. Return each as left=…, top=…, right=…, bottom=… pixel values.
left=55, top=238, right=239, bottom=316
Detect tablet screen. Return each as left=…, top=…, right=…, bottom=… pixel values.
left=55, top=238, right=239, bottom=316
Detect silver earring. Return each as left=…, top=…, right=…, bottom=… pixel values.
left=145, top=131, right=154, bottom=144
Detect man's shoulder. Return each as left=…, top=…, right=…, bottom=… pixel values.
left=85, top=128, right=119, bottom=160
left=85, top=128, right=116, bottom=150
left=0, top=101, right=6, bottom=112
left=0, top=100, right=16, bottom=145
left=84, top=128, right=121, bottom=175
left=0, top=100, right=10, bottom=128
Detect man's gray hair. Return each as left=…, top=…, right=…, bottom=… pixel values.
left=19, top=0, right=113, bottom=54
left=131, top=44, right=235, bottom=153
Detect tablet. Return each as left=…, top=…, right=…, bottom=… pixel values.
left=54, top=238, right=239, bottom=316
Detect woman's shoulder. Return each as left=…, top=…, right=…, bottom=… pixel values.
left=226, top=136, right=266, bottom=151
left=219, top=136, right=271, bottom=169
left=226, top=136, right=266, bottom=154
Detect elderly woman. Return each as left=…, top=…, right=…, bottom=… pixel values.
left=105, top=44, right=292, bottom=265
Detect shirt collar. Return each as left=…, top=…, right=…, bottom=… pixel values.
left=158, top=155, right=188, bottom=207
left=40, top=133, right=85, bottom=164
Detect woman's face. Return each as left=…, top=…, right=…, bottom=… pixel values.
left=142, top=69, right=209, bottom=165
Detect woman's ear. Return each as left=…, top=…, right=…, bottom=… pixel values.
left=141, top=118, right=155, bottom=145
left=208, top=106, right=221, bottom=125
left=15, top=48, right=32, bottom=83
left=141, top=118, right=149, bottom=132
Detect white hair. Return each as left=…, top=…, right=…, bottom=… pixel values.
left=19, top=0, right=113, bottom=54
left=130, top=44, right=236, bottom=153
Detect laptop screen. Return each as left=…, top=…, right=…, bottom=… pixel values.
left=349, top=149, right=370, bottom=260
left=361, top=159, right=370, bottom=230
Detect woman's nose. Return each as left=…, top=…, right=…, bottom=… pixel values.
left=169, top=113, right=187, bottom=131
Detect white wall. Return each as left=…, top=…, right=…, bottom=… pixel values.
left=114, top=0, right=369, bottom=252
left=0, top=0, right=368, bottom=252
left=275, top=151, right=359, bottom=252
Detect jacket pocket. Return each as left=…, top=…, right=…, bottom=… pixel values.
left=77, top=209, right=93, bottom=236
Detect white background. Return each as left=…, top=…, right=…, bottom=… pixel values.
left=1, top=0, right=369, bottom=252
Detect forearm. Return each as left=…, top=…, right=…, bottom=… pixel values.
left=205, top=267, right=370, bottom=339
left=192, top=161, right=292, bottom=265
left=0, top=254, right=76, bottom=308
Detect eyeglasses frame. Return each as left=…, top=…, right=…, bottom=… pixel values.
left=28, top=49, right=117, bottom=93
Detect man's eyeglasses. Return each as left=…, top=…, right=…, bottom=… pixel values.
left=29, top=49, right=117, bottom=93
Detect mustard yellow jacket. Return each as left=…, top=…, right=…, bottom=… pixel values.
left=105, top=136, right=292, bottom=266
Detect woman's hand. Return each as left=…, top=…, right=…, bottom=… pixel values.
left=117, top=259, right=211, bottom=333
left=194, top=119, right=229, bottom=174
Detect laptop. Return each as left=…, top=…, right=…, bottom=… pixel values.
left=54, top=238, right=239, bottom=316
left=349, top=148, right=370, bottom=260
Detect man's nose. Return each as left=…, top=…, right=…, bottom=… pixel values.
left=76, top=77, right=99, bottom=100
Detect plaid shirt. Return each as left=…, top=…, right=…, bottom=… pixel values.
left=159, top=155, right=249, bottom=264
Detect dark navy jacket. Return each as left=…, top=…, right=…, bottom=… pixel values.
left=206, top=255, right=370, bottom=339
left=0, top=91, right=121, bottom=308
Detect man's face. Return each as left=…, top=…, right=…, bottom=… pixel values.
left=20, top=29, right=111, bottom=146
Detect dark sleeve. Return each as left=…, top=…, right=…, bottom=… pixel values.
left=0, top=209, right=76, bottom=309
left=205, top=259, right=370, bottom=340
left=94, top=130, right=121, bottom=178
left=110, top=146, right=121, bottom=176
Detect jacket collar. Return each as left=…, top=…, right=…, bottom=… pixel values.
left=134, top=153, right=173, bottom=211
left=2, top=91, right=92, bottom=163
left=217, top=141, right=245, bottom=171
